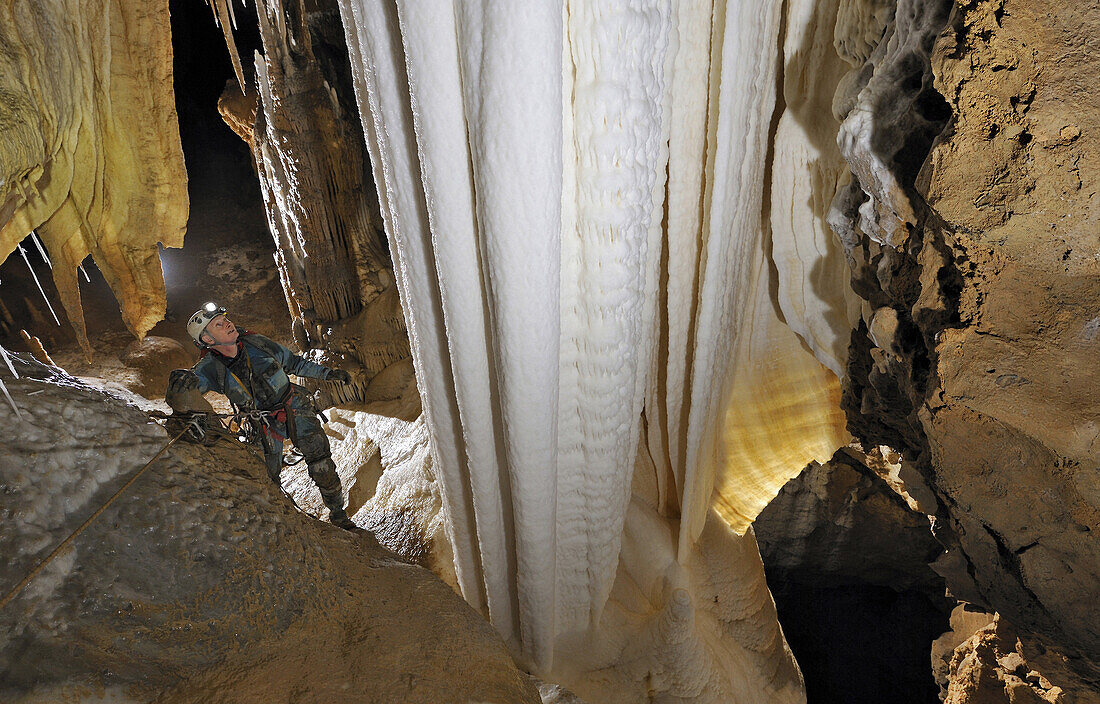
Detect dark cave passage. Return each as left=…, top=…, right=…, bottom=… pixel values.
left=755, top=450, right=955, bottom=704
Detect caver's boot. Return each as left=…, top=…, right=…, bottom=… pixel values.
left=321, top=489, right=356, bottom=530
left=307, top=455, right=355, bottom=529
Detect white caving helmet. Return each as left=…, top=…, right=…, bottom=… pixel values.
left=187, top=302, right=227, bottom=348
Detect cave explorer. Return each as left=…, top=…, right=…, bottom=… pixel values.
left=165, top=302, right=356, bottom=529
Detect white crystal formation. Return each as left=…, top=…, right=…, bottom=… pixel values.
left=336, top=0, right=851, bottom=681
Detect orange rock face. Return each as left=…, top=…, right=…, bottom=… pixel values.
left=0, top=0, right=188, bottom=353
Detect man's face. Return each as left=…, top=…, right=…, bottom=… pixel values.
left=202, top=314, right=239, bottom=346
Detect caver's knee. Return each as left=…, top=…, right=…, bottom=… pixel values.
left=292, top=429, right=330, bottom=466
left=264, top=451, right=283, bottom=483
left=307, top=456, right=340, bottom=494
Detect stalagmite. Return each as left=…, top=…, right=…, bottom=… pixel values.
left=20, top=329, right=57, bottom=367
left=0, top=299, right=11, bottom=337
left=22, top=297, right=49, bottom=339
left=337, top=0, right=848, bottom=689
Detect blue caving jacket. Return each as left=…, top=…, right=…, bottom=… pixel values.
left=191, top=332, right=331, bottom=412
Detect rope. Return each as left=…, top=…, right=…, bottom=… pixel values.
left=0, top=404, right=316, bottom=612
left=0, top=423, right=193, bottom=613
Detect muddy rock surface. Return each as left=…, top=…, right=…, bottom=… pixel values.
left=0, top=353, right=538, bottom=704
left=119, top=336, right=194, bottom=399
left=835, top=0, right=1100, bottom=686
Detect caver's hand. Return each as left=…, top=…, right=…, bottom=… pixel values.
left=168, top=369, right=201, bottom=395
left=326, top=369, right=352, bottom=384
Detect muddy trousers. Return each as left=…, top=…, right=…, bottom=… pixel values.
left=262, top=397, right=344, bottom=512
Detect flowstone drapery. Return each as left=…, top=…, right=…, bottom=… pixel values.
left=0, top=0, right=187, bottom=353
left=336, top=1, right=851, bottom=695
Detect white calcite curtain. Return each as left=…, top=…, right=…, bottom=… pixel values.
left=337, top=0, right=848, bottom=671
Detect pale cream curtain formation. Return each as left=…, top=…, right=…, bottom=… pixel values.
left=335, top=0, right=848, bottom=671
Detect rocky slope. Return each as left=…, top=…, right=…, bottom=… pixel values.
left=932, top=606, right=1100, bottom=704
left=754, top=447, right=953, bottom=703
left=0, top=353, right=538, bottom=703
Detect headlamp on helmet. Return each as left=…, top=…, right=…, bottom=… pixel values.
left=187, top=302, right=228, bottom=347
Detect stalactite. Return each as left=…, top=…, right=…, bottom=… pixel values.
left=768, top=0, right=863, bottom=377
left=214, top=0, right=409, bottom=410
left=207, top=0, right=247, bottom=92
left=0, top=0, right=187, bottom=355
left=555, top=0, right=673, bottom=637
left=0, top=344, right=21, bottom=419
left=29, top=231, right=52, bottom=270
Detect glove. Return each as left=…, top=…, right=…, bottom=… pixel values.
left=326, top=369, right=352, bottom=384
left=168, top=369, right=202, bottom=395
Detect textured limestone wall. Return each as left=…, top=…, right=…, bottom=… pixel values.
left=932, top=607, right=1100, bottom=704
left=0, top=353, right=539, bottom=703
left=922, top=1, right=1100, bottom=667
left=832, top=0, right=1100, bottom=687
left=213, top=0, right=412, bottom=411
left=0, top=0, right=187, bottom=353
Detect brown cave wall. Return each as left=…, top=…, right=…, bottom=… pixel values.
left=835, top=0, right=1100, bottom=687
left=921, top=0, right=1100, bottom=675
